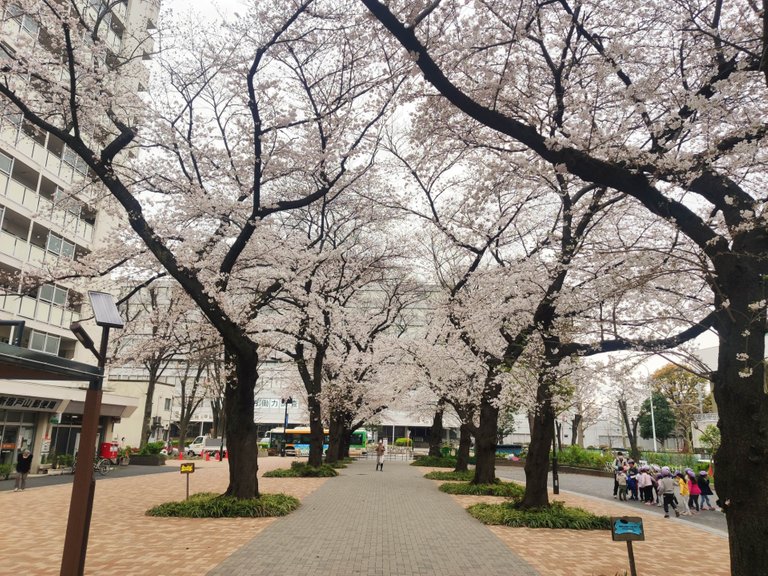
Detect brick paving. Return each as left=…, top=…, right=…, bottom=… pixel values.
left=445, top=486, right=731, bottom=576
left=0, top=457, right=326, bottom=576
left=0, top=457, right=732, bottom=576
left=209, top=459, right=538, bottom=576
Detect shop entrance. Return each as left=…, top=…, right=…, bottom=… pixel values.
left=0, top=410, right=36, bottom=467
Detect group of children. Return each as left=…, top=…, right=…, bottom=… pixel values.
left=612, top=455, right=716, bottom=518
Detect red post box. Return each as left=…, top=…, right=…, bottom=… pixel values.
left=100, top=441, right=118, bottom=461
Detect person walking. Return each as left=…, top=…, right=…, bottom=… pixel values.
left=698, top=470, right=716, bottom=510
left=612, top=451, right=626, bottom=498
left=659, top=467, right=680, bottom=518
left=687, top=469, right=701, bottom=512
left=617, top=466, right=628, bottom=501
left=375, top=439, right=386, bottom=471
left=14, top=448, right=32, bottom=492
left=675, top=471, right=692, bottom=515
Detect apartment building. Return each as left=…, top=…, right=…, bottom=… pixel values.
left=0, top=0, right=160, bottom=472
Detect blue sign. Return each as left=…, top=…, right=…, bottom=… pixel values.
left=611, top=517, right=645, bottom=541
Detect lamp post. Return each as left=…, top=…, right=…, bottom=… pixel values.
left=281, top=397, right=292, bottom=456
left=648, top=387, right=658, bottom=452
left=61, top=292, right=123, bottom=576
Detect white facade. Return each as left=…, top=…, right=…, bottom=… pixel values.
left=0, top=0, right=161, bottom=472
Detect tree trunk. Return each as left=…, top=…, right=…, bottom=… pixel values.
left=428, top=403, right=445, bottom=457
left=520, top=398, right=555, bottom=509
left=618, top=399, right=641, bottom=462
left=711, top=264, right=768, bottom=576
left=140, top=364, right=159, bottom=448
left=325, top=411, right=344, bottom=464
left=307, top=390, right=324, bottom=467
left=223, top=346, right=260, bottom=498
left=472, top=379, right=500, bottom=484
left=454, top=422, right=472, bottom=472
left=340, top=424, right=351, bottom=460
left=570, top=414, right=582, bottom=446
left=555, top=420, right=563, bottom=452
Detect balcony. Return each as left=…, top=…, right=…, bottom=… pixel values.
left=0, top=293, right=81, bottom=329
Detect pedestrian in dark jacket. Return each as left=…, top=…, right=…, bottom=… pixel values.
left=698, top=470, right=715, bottom=510
left=14, top=449, right=32, bottom=491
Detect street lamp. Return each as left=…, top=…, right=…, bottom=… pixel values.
left=61, top=292, right=123, bottom=576
left=280, top=397, right=293, bottom=457
left=648, top=385, right=658, bottom=452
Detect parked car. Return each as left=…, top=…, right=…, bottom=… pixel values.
left=186, top=436, right=226, bottom=457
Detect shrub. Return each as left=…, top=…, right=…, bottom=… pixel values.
left=439, top=481, right=525, bottom=499
left=146, top=492, right=299, bottom=518
left=640, top=451, right=699, bottom=470
left=57, top=454, right=74, bottom=467
left=554, top=445, right=613, bottom=470
left=424, top=470, right=474, bottom=481
left=0, top=463, right=12, bottom=479
left=394, top=437, right=412, bottom=447
left=468, top=500, right=611, bottom=530
left=138, top=441, right=166, bottom=456
left=411, top=455, right=457, bottom=468
left=263, top=461, right=339, bottom=477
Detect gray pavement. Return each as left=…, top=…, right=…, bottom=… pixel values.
left=209, top=459, right=539, bottom=576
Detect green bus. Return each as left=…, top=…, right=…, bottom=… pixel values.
left=262, top=427, right=368, bottom=456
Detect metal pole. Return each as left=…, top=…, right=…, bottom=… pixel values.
left=649, top=388, right=657, bottom=452
left=60, top=327, right=109, bottom=576
left=552, top=419, right=559, bottom=495
left=626, top=541, right=638, bottom=576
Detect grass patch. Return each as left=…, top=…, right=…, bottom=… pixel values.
left=424, top=470, right=475, bottom=481
left=467, top=500, right=611, bottom=530
left=263, top=461, right=339, bottom=477
left=146, top=492, right=299, bottom=518
left=411, top=455, right=457, bottom=468
left=439, top=480, right=525, bottom=499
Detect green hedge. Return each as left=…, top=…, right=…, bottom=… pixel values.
left=424, top=470, right=474, bottom=481
left=468, top=500, right=611, bottom=530
left=411, top=455, right=456, bottom=467
left=439, top=481, right=525, bottom=499
left=262, top=461, right=339, bottom=477
left=139, top=441, right=166, bottom=456
left=553, top=446, right=613, bottom=470
left=0, top=463, right=12, bottom=479
left=146, top=492, right=299, bottom=518
left=639, top=451, right=700, bottom=470
left=394, top=437, right=412, bottom=446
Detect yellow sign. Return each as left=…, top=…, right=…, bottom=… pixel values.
left=180, top=463, right=195, bottom=474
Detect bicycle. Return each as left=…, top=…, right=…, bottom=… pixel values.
left=72, top=455, right=110, bottom=476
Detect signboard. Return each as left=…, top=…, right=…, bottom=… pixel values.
left=0, top=395, right=62, bottom=412
left=180, top=463, right=195, bottom=474
left=611, top=516, right=644, bottom=542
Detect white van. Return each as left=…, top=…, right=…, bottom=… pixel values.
left=186, top=436, right=226, bottom=457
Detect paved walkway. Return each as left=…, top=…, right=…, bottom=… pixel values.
left=209, top=459, right=539, bottom=576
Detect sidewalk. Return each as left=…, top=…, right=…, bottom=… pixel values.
left=0, top=457, right=731, bottom=575
left=209, top=459, right=538, bottom=576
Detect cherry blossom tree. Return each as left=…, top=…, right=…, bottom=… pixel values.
left=0, top=0, right=406, bottom=498
left=363, top=3, right=767, bottom=570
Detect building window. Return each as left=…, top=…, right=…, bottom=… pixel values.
left=46, top=232, right=76, bottom=259
left=28, top=329, right=61, bottom=355
left=164, top=398, right=171, bottom=411
left=0, top=151, right=12, bottom=175
left=38, top=283, right=68, bottom=307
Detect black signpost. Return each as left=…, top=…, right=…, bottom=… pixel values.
left=180, top=462, right=195, bottom=500
left=610, top=516, right=644, bottom=576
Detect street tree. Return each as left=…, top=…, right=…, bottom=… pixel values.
left=650, top=364, right=709, bottom=452
left=0, top=0, right=405, bottom=498
left=361, top=4, right=767, bottom=570
left=638, top=392, right=676, bottom=449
